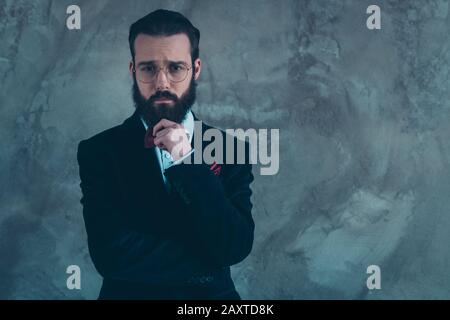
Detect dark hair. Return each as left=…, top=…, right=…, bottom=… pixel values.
left=129, top=9, right=200, bottom=64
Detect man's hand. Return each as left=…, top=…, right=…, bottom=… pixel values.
left=153, top=119, right=192, bottom=161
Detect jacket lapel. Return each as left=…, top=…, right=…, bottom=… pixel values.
left=111, top=110, right=220, bottom=233
left=116, top=110, right=168, bottom=208
left=115, top=110, right=212, bottom=205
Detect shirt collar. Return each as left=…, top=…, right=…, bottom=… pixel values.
left=140, top=110, right=194, bottom=143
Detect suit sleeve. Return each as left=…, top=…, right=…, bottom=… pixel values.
left=164, top=141, right=255, bottom=267
left=77, top=140, right=159, bottom=279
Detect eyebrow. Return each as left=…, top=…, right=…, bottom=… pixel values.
left=137, top=60, right=188, bottom=66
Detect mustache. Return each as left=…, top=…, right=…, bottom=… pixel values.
left=148, top=91, right=178, bottom=102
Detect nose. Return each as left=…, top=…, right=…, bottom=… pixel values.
left=155, top=68, right=170, bottom=91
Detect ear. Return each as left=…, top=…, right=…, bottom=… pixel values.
left=193, top=58, right=202, bottom=81
left=129, top=61, right=134, bottom=76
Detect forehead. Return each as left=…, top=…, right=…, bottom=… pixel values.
left=134, top=33, right=191, bottom=63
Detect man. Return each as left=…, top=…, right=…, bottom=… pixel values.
left=76, top=9, right=255, bottom=299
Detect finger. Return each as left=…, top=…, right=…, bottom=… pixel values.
left=153, top=119, right=179, bottom=136
left=156, top=127, right=188, bottom=139
left=155, top=127, right=172, bottom=138
left=153, top=136, right=167, bottom=150
left=154, top=129, right=186, bottom=150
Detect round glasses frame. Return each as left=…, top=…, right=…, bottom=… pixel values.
left=132, top=63, right=192, bottom=84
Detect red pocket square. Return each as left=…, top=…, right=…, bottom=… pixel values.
left=209, top=161, right=222, bottom=176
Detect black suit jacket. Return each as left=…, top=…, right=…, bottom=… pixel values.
left=77, top=110, right=255, bottom=299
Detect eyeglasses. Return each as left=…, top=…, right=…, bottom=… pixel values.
left=133, top=61, right=192, bottom=83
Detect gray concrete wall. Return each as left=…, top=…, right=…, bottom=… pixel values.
left=1, top=0, right=450, bottom=299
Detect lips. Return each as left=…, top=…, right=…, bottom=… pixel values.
left=155, top=98, right=173, bottom=102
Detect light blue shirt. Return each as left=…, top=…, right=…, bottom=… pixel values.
left=140, top=111, right=195, bottom=191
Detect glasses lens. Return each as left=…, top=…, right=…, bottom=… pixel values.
left=136, top=63, right=189, bottom=83
left=167, top=64, right=188, bottom=83
left=136, top=66, right=156, bottom=83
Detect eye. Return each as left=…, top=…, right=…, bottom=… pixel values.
left=140, top=65, right=156, bottom=73
left=169, top=64, right=184, bottom=72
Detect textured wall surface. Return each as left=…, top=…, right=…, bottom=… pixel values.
left=1, top=0, right=450, bottom=299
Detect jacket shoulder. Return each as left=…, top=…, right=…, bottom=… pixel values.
left=78, top=124, right=122, bottom=151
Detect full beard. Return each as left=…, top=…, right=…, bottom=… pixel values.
left=132, top=74, right=197, bottom=126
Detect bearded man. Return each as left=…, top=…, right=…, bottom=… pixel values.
left=76, top=9, right=255, bottom=300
